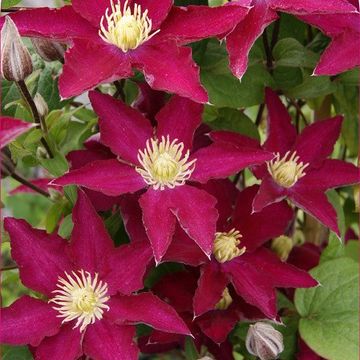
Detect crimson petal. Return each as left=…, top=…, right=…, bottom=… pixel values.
left=0, top=116, right=34, bottom=148
left=136, top=0, right=173, bottom=30
left=72, top=0, right=110, bottom=27
left=272, top=0, right=357, bottom=13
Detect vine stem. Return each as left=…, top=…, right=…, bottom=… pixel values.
left=16, top=80, right=54, bottom=158
left=11, top=172, right=50, bottom=197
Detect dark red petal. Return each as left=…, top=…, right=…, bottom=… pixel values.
left=69, top=190, right=113, bottom=273
left=59, top=40, right=132, bottom=99
left=160, top=3, right=250, bottom=45
left=72, top=0, right=110, bottom=27
left=0, top=296, right=61, bottom=346
left=132, top=42, right=208, bottom=103
left=0, top=7, right=96, bottom=40
left=91, top=91, right=153, bottom=165
left=137, top=0, right=173, bottom=30
left=54, top=159, right=145, bottom=196
left=83, top=322, right=138, bottom=360
left=0, top=116, right=34, bottom=148
left=103, top=241, right=153, bottom=295
left=287, top=243, right=321, bottom=271
left=290, top=187, right=340, bottom=235
left=156, top=95, right=203, bottom=151
left=209, top=130, right=261, bottom=149
left=35, top=324, right=82, bottom=360
left=4, top=218, right=72, bottom=297
left=272, top=0, right=357, bottom=14
left=232, top=185, right=293, bottom=252
left=191, top=142, right=272, bottom=183
left=294, top=116, right=343, bottom=167
left=107, top=293, right=191, bottom=335
left=226, top=2, right=278, bottom=79
left=264, top=88, right=297, bottom=154
left=193, top=262, right=229, bottom=317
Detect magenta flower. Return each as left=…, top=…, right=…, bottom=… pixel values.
left=1, top=1, right=250, bottom=102
left=0, top=116, right=34, bottom=148
left=246, top=88, right=358, bottom=235
left=54, top=93, right=272, bottom=263
left=298, top=11, right=360, bottom=75
left=223, top=0, right=357, bottom=79
left=1, top=190, right=190, bottom=359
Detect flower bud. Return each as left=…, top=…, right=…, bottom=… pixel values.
left=1, top=17, right=33, bottom=82
left=34, top=93, right=49, bottom=118
left=31, top=37, right=66, bottom=63
left=354, top=185, right=359, bottom=213
left=271, top=235, right=293, bottom=261
left=246, top=322, right=284, bottom=360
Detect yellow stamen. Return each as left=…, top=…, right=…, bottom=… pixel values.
left=49, top=270, right=110, bottom=332
left=136, top=135, right=196, bottom=191
left=99, top=0, right=159, bottom=52
left=267, top=151, right=309, bottom=188
left=213, top=229, right=246, bottom=263
left=215, top=287, right=233, bottom=310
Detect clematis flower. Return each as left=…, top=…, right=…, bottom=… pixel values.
left=191, top=183, right=318, bottom=319
left=0, top=0, right=251, bottom=102
left=0, top=116, right=34, bottom=148
left=54, top=92, right=272, bottom=263
left=1, top=190, right=190, bottom=359
left=297, top=11, right=360, bottom=75
left=222, top=0, right=357, bottom=79
left=247, top=88, right=358, bottom=235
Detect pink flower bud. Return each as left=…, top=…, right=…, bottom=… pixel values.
left=31, top=37, right=66, bottom=62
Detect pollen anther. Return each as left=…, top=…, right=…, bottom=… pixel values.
left=136, top=135, right=196, bottom=191
left=49, top=270, right=110, bottom=332
left=99, top=0, right=159, bottom=52
left=213, top=228, right=246, bottom=263
left=267, top=151, right=309, bottom=188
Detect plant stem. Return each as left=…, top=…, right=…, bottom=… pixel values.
left=16, top=80, right=54, bottom=158
left=11, top=172, right=50, bottom=197
left=113, top=80, right=126, bottom=101
left=1, top=264, right=18, bottom=271
left=262, top=28, right=273, bottom=72
left=255, top=103, right=265, bottom=126
left=270, top=19, right=281, bottom=51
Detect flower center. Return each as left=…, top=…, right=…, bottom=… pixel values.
left=49, top=270, right=110, bottom=332
left=213, top=229, right=246, bottom=263
left=215, top=287, right=233, bottom=310
left=99, top=0, right=159, bottom=52
left=267, top=151, right=309, bottom=188
left=135, top=135, right=196, bottom=191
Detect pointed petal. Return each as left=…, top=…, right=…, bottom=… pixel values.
left=35, top=324, right=82, bottom=360
left=0, top=7, right=96, bottom=40
left=137, top=0, right=173, bottom=30
left=272, top=0, right=357, bottom=13
left=103, top=241, right=154, bottom=295
left=264, top=88, right=297, bottom=154
left=0, top=116, right=34, bottom=147
left=69, top=190, right=113, bottom=272
left=287, top=243, right=321, bottom=271
left=59, top=40, right=132, bottom=99
left=133, top=42, right=208, bottom=103
left=72, top=0, right=111, bottom=27
left=83, top=322, right=138, bottom=360
left=295, top=116, right=343, bottom=167
left=193, top=262, right=229, bottom=317
left=10, top=178, right=61, bottom=196
left=252, top=176, right=287, bottom=213
left=290, top=187, right=340, bottom=235
left=54, top=159, right=145, bottom=196
left=209, top=130, right=262, bottom=149
left=4, top=218, right=72, bottom=297
left=107, top=293, right=191, bottom=335
left=160, top=3, right=250, bottom=45
left=191, top=142, right=272, bottom=183
left=90, top=91, right=153, bottom=164
left=156, top=95, right=203, bottom=151
left=226, top=3, right=278, bottom=79
left=232, top=185, right=293, bottom=252
left=0, top=296, right=61, bottom=346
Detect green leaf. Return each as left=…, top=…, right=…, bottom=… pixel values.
left=295, top=258, right=359, bottom=360
left=1, top=0, right=22, bottom=9
left=45, top=201, right=68, bottom=234
left=104, top=212, right=123, bottom=240
left=58, top=214, right=74, bottom=239
left=184, top=337, right=199, bottom=360
left=320, top=232, right=345, bottom=263
left=327, top=189, right=346, bottom=240
left=39, top=151, right=69, bottom=177
left=2, top=345, right=32, bottom=360
left=345, top=240, right=359, bottom=263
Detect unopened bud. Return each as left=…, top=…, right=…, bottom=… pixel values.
left=31, top=37, right=66, bottom=62
left=34, top=93, right=49, bottom=118
left=271, top=235, right=293, bottom=261
left=1, top=17, right=33, bottom=81
left=215, top=287, right=233, bottom=310
left=354, top=186, right=359, bottom=213
left=246, top=322, right=284, bottom=360
left=36, top=146, right=49, bottom=159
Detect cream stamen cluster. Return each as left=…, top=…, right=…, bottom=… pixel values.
left=99, top=0, right=159, bottom=52
left=49, top=270, right=110, bottom=332
left=267, top=151, right=309, bottom=188
left=213, top=229, right=246, bottom=263
left=215, top=287, right=233, bottom=310
left=136, top=135, right=196, bottom=191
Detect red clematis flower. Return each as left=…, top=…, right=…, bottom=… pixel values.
left=1, top=190, right=190, bottom=360
left=191, top=182, right=317, bottom=319
left=0, top=116, right=34, bottom=148
left=297, top=11, right=360, bottom=75
left=0, top=0, right=251, bottom=102
left=246, top=88, right=358, bottom=235
left=54, top=92, right=272, bottom=263
left=223, top=0, right=357, bottom=79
